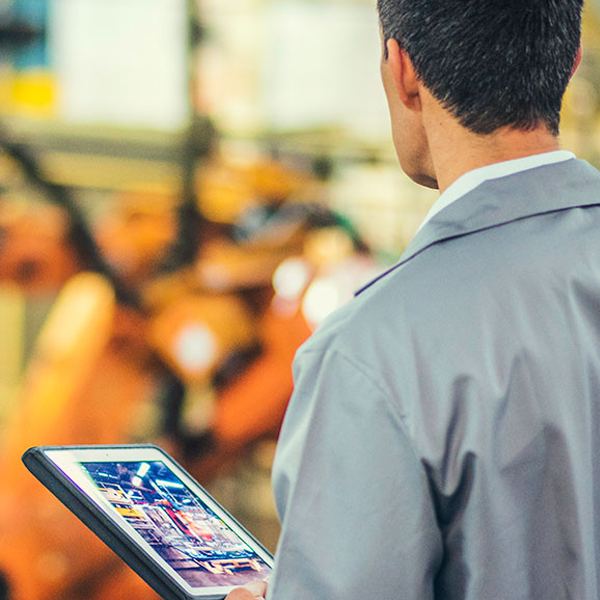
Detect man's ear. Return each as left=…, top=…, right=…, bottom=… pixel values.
left=385, top=38, right=421, bottom=111
left=570, top=43, right=583, bottom=80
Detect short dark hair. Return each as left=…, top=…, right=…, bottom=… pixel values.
left=377, top=0, right=583, bottom=135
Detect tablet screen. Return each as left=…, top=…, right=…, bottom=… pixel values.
left=80, top=460, right=271, bottom=589
left=41, top=446, right=273, bottom=597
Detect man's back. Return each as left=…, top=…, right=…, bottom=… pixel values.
left=225, top=2, right=591, bottom=598
left=269, top=158, right=600, bottom=599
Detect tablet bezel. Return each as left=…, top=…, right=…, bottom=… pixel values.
left=37, top=445, right=273, bottom=599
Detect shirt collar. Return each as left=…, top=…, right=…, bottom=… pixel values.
left=416, top=150, right=576, bottom=234
left=356, top=156, right=600, bottom=296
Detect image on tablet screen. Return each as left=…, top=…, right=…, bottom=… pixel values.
left=80, top=460, right=272, bottom=588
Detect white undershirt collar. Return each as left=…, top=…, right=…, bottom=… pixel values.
left=416, top=150, right=576, bottom=233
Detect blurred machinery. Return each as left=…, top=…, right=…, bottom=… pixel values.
left=2, top=2, right=600, bottom=598
left=0, top=124, right=380, bottom=600
left=0, top=4, right=384, bottom=596
left=3, top=1, right=599, bottom=598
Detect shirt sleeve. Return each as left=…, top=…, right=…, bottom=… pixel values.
left=267, top=345, right=443, bottom=600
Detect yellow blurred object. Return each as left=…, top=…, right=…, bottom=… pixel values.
left=150, top=294, right=256, bottom=384
left=10, top=70, right=56, bottom=117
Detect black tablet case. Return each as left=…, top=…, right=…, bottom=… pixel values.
left=22, top=444, right=273, bottom=600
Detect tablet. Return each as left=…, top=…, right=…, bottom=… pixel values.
left=22, top=445, right=273, bottom=600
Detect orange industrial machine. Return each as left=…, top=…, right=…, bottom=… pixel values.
left=0, top=138, right=378, bottom=600
left=0, top=273, right=162, bottom=600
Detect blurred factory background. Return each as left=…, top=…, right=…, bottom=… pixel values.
left=0, top=1, right=599, bottom=599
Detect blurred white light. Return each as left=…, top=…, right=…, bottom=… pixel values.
left=302, top=278, right=341, bottom=329
left=301, top=256, right=385, bottom=329
left=132, top=476, right=142, bottom=487
left=174, top=324, right=218, bottom=373
left=273, top=257, right=312, bottom=301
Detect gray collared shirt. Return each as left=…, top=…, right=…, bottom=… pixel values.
left=267, top=158, right=600, bottom=600
left=416, top=150, right=575, bottom=233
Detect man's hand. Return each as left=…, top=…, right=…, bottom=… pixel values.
left=225, top=580, right=268, bottom=600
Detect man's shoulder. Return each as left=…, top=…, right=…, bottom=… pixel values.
left=298, top=158, right=600, bottom=374
left=296, top=252, right=453, bottom=368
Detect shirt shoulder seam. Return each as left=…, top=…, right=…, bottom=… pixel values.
left=302, top=343, right=420, bottom=456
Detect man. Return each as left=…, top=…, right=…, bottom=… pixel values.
left=229, top=0, right=600, bottom=598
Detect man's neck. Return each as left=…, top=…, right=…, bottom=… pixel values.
left=423, top=103, right=561, bottom=194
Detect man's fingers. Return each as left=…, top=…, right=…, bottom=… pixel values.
left=245, top=580, right=268, bottom=596
left=226, top=579, right=268, bottom=599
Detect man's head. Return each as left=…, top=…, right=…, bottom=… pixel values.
left=378, top=0, right=583, bottom=186
left=378, top=0, right=584, bottom=136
